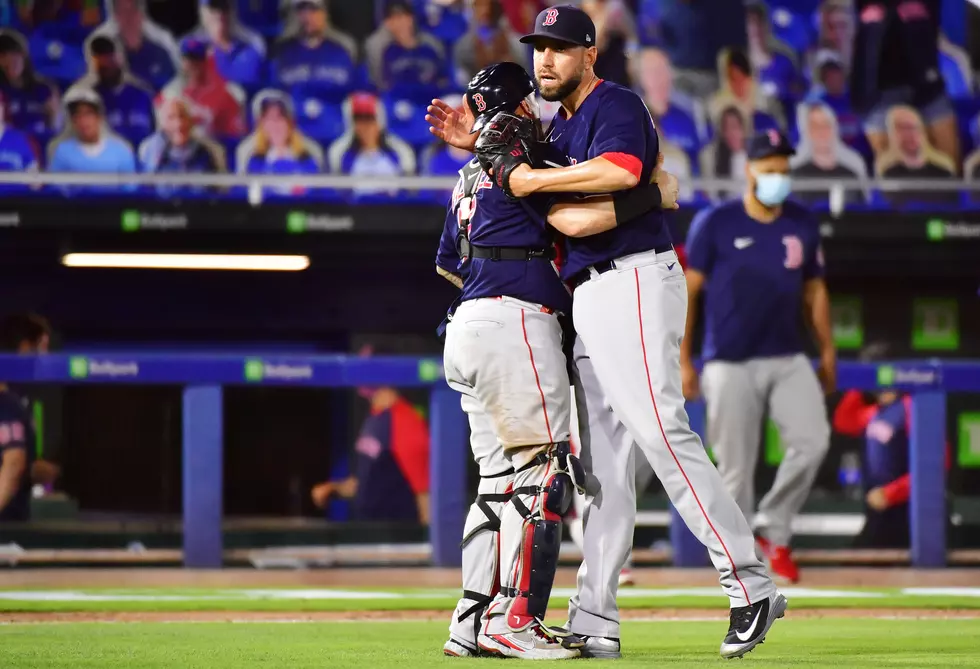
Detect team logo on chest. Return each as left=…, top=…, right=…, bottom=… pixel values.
left=472, top=93, right=487, bottom=112
left=543, top=8, right=559, bottom=25
left=782, top=235, right=803, bottom=269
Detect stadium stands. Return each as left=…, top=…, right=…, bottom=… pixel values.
left=0, top=0, right=975, bottom=208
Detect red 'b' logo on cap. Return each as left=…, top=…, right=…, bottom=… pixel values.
left=543, top=8, right=559, bottom=26
left=472, top=93, right=486, bottom=112
left=768, top=129, right=781, bottom=146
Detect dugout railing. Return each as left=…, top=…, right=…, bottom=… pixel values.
left=0, top=354, right=965, bottom=569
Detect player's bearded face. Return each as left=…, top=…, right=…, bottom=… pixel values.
left=534, top=44, right=586, bottom=102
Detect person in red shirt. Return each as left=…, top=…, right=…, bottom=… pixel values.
left=158, top=36, right=245, bottom=140
left=311, top=346, right=430, bottom=524
left=832, top=342, right=949, bottom=547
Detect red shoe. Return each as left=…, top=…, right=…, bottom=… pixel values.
left=756, top=535, right=799, bottom=584
left=769, top=546, right=800, bottom=584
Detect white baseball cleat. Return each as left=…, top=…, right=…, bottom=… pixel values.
left=478, top=620, right=581, bottom=660
left=719, top=591, right=788, bottom=659
left=577, top=636, right=622, bottom=659
left=443, top=637, right=477, bottom=657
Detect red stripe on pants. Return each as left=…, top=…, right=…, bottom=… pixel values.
left=633, top=268, right=752, bottom=605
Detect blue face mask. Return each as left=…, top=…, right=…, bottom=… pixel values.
left=754, top=173, right=792, bottom=206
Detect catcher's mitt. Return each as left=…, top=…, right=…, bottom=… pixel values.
left=474, top=112, right=536, bottom=199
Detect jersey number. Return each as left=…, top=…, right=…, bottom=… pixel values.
left=782, top=235, right=803, bottom=269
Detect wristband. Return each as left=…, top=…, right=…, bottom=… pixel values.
left=613, top=181, right=662, bottom=224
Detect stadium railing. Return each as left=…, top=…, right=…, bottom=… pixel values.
left=0, top=172, right=976, bottom=213
left=0, top=354, right=965, bottom=569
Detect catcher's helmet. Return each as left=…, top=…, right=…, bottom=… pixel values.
left=466, top=61, right=537, bottom=133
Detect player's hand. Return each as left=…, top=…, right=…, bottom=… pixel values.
left=310, top=482, right=333, bottom=509
left=650, top=153, right=679, bottom=210
left=866, top=486, right=889, bottom=511
left=426, top=99, right=477, bottom=152
left=657, top=171, right=680, bottom=210
left=681, top=360, right=700, bottom=401
left=818, top=349, right=837, bottom=394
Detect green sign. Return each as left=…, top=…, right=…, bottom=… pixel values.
left=69, top=356, right=89, bottom=379
left=286, top=212, right=306, bottom=234
left=958, top=413, right=980, bottom=468
left=243, top=358, right=264, bottom=382
left=831, top=297, right=863, bottom=350
left=912, top=298, right=959, bottom=351
left=876, top=365, right=895, bottom=386
left=121, top=210, right=140, bottom=232
left=926, top=219, right=945, bottom=241
left=417, top=359, right=442, bottom=382
left=764, top=419, right=784, bottom=466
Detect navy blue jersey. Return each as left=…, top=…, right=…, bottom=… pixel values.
left=547, top=81, right=673, bottom=279
left=436, top=158, right=571, bottom=315
left=2, top=80, right=58, bottom=150
left=351, top=398, right=429, bottom=523
left=685, top=199, right=824, bottom=362
left=272, top=38, right=357, bottom=101
left=0, top=389, right=34, bottom=522
left=124, top=39, right=178, bottom=91
left=96, top=80, right=156, bottom=149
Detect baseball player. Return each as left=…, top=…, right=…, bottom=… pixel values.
left=433, top=6, right=787, bottom=660
left=681, top=130, right=834, bottom=584
left=433, top=62, right=678, bottom=660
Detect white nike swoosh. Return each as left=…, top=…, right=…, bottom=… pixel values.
left=735, top=607, right=763, bottom=642
left=734, top=239, right=754, bottom=249
left=543, top=160, right=564, bottom=168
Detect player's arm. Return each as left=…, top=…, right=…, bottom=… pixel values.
left=547, top=162, right=679, bottom=237
left=511, top=89, right=650, bottom=197
left=434, top=181, right=464, bottom=288
left=803, top=275, right=835, bottom=393
left=803, top=277, right=833, bottom=355
left=436, top=265, right=463, bottom=288
left=679, top=209, right=714, bottom=400
left=510, top=154, right=640, bottom=196
left=801, top=226, right=835, bottom=393
left=0, top=434, right=27, bottom=514
left=390, top=403, right=431, bottom=525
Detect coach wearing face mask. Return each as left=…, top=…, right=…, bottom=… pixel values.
left=680, top=129, right=834, bottom=583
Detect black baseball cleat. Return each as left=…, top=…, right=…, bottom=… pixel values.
left=719, top=592, right=788, bottom=659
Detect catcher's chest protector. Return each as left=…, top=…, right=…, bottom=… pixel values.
left=452, top=158, right=490, bottom=262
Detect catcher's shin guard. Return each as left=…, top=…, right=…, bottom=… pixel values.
left=499, top=441, right=585, bottom=628
left=449, top=474, right=512, bottom=651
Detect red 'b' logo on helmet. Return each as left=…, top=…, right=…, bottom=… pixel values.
left=472, top=93, right=486, bottom=112
left=543, top=8, right=559, bottom=26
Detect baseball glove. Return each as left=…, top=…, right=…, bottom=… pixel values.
left=474, top=112, right=536, bottom=199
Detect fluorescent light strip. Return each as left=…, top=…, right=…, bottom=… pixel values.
left=62, top=253, right=310, bottom=271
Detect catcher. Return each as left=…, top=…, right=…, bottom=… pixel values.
left=433, top=61, right=679, bottom=659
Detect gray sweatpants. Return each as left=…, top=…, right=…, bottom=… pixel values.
left=701, top=354, right=831, bottom=547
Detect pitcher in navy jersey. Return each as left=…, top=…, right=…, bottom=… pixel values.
left=682, top=130, right=834, bottom=586
left=435, top=6, right=783, bottom=659
left=430, top=61, right=678, bottom=660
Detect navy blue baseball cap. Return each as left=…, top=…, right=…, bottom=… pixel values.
left=520, top=5, right=596, bottom=48
left=747, top=129, right=796, bottom=161
left=180, top=36, right=209, bottom=60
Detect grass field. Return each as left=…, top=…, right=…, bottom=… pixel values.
left=2, top=618, right=979, bottom=668
left=1, top=581, right=979, bottom=668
